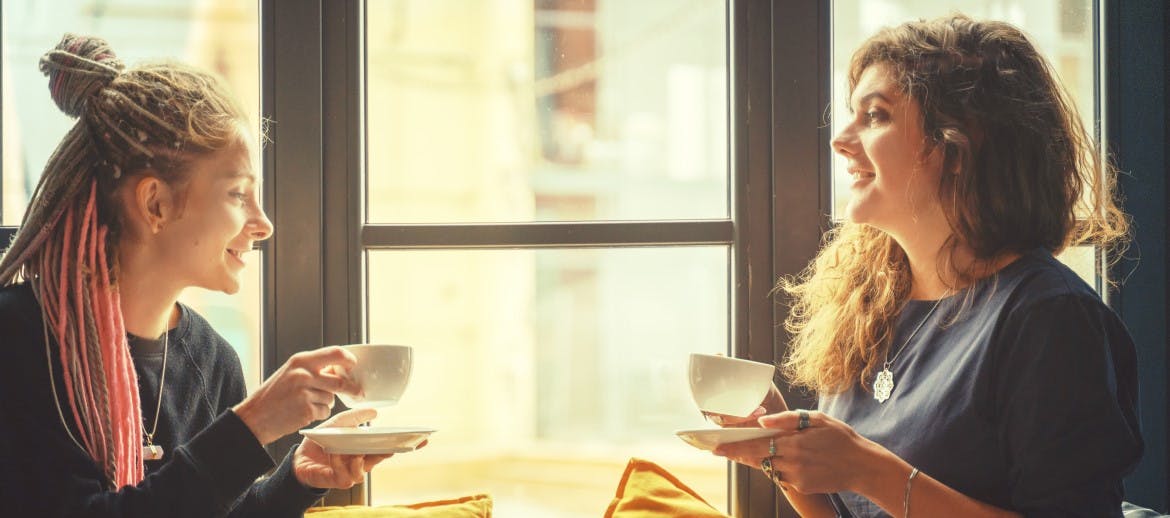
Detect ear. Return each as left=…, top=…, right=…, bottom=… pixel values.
left=132, top=176, right=176, bottom=234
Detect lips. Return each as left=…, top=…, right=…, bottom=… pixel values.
left=226, top=248, right=247, bottom=265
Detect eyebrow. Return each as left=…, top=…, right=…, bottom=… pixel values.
left=848, top=91, right=893, bottom=114
left=221, top=170, right=258, bottom=183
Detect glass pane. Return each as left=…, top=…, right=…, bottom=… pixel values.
left=366, top=247, right=729, bottom=516
left=366, top=0, right=728, bottom=223
left=1, top=1, right=263, bottom=387
left=1055, top=244, right=1097, bottom=292
left=829, top=0, right=1095, bottom=218
left=1, top=0, right=260, bottom=224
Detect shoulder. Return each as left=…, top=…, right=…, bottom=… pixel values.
left=0, top=283, right=42, bottom=341
left=987, top=248, right=1108, bottom=319
left=0, top=284, right=47, bottom=390
left=0, top=282, right=38, bottom=320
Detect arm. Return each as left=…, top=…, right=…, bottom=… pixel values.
left=227, top=445, right=327, bottom=518
left=753, top=411, right=1021, bottom=518
left=5, top=410, right=278, bottom=518
left=991, top=294, right=1141, bottom=515
left=849, top=438, right=1019, bottom=517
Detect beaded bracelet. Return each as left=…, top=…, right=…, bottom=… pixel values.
left=904, top=467, right=920, bottom=518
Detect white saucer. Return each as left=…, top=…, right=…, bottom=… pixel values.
left=675, top=427, right=776, bottom=451
left=300, top=426, right=435, bottom=454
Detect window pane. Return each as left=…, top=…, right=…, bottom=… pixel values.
left=1055, top=244, right=1098, bottom=292
left=365, top=0, right=728, bottom=223
left=829, top=0, right=1095, bottom=218
left=366, top=247, right=729, bottom=516
left=1, top=1, right=262, bottom=386
left=1, top=0, right=260, bottom=224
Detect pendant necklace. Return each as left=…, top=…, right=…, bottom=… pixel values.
left=873, top=294, right=947, bottom=403
left=142, top=330, right=168, bottom=460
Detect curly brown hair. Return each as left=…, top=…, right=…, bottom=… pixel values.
left=779, top=15, right=1129, bottom=395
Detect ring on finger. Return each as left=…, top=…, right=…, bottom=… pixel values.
left=796, top=409, right=811, bottom=431
left=768, top=437, right=776, bottom=456
left=760, top=456, right=780, bottom=484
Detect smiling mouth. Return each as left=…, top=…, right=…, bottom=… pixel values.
left=227, top=249, right=246, bottom=262
left=850, top=170, right=876, bottom=180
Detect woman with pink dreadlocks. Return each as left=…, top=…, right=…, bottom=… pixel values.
left=0, top=35, right=401, bottom=517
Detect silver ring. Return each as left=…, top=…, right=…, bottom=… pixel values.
left=768, top=437, right=776, bottom=456
left=797, top=409, right=810, bottom=431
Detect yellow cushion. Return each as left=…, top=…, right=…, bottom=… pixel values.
left=306, top=493, right=492, bottom=518
left=604, top=458, right=730, bottom=518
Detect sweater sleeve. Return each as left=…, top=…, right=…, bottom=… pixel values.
left=6, top=410, right=276, bottom=518
left=228, top=445, right=329, bottom=517
left=210, top=331, right=328, bottom=516
left=993, top=293, right=1143, bottom=517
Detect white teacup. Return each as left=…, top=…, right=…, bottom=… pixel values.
left=336, top=344, right=413, bottom=409
left=688, top=353, right=775, bottom=418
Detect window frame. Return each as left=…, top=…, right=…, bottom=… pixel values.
left=3, top=0, right=1163, bottom=515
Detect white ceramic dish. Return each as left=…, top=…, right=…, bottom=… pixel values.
left=688, top=353, right=775, bottom=417
left=675, top=427, right=776, bottom=452
left=300, top=426, right=435, bottom=454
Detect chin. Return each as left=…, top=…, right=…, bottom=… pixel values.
left=201, top=276, right=242, bottom=295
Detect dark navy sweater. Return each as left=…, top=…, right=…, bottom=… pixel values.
left=821, top=249, right=1143, bottom=517
left=0, top=282, right=325, bottom=517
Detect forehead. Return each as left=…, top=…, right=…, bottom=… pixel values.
left=849, top=63, right=900, bottom=106
left=194, top=139, right=259, bottom=183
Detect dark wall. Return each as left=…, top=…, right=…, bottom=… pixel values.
left=1110, top=0, right=1169, bottom=510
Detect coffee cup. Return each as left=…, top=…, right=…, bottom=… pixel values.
left=336, top=344, right=413, bottom=409
left=688, top=353, right=774, bottom=418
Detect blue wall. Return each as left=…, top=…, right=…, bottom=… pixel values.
left=1111, top=0, right=1169, bottom=510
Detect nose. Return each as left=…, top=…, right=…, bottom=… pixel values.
left=831, top=122, right=859, bottom=158
left=249, top=204, right=274, bottom=241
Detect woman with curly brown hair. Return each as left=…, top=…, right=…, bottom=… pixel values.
left=711, top=15, right=1141, bottom=517
left=0, top=35, right=402, bottom=517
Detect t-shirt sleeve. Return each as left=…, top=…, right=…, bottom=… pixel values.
left=993, top=293, right=1142, bottom=517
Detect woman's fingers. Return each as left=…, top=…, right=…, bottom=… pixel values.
left=704, top=406, right=767, bottom=428
left=362, top=454, right=395, bottom=472
left=712, top=436, right=779, bottom=468
left=758, top=409, right=821, bottom=430
left=318, top=407, right=378, bottom=428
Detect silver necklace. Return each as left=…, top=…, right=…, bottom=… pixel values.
left=141, top=330, right=168, bottom=460
left=873, top=295, right=947, bottom=403
left=42, top=310, right=170, bottom=462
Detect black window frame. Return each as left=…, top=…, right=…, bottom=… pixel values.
left=2, top=0, right=1165, bottom=515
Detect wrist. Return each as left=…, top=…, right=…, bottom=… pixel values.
left=850, top=439, right=912, bottom=497
left=232, top=401, right=276, bottom=446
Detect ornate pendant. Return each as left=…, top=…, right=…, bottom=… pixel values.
left=873, top=368, right=894, bottom=403
left=143, top=443, right=164, bottom=461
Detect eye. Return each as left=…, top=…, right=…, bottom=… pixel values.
left=864, top=109, right=888, bottom=126
left=230, top=191, right=248, bottom=203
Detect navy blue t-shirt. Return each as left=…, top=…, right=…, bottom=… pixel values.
left=820, top=249, right=1142, bottom=517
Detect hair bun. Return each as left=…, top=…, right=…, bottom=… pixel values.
left=39, top=33, right=125, bottom=118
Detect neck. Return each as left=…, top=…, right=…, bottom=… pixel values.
left=117, top=249, right=182, bottom=339
left=889, top=226, right=1021, bottom=301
